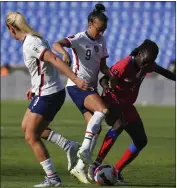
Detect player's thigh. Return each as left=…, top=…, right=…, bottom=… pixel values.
left=21, top=108, right=31, bottom=132
left=22, top=108, right=50, bottom=137
left=123, top=105, right=147, bottom=143
left=122, top=104, right=141, bottom=125
left=25, top=111, right=50, bottom=136
left=84, top=93, right=108, bottom=113
left=26, top=90, right=65, bottom=137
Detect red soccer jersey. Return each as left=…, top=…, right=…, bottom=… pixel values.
left=109, top=56, right=155, bottom=104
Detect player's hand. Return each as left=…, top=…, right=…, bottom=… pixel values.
left=26, top=88, right=33, bottom=100
left=102, top=87, right=111, bottom=96
left=74, top=78, right=89, bottom=90
left=63, top=52, right=72, bottom=67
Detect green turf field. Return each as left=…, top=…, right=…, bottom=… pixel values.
left=1, top=101, right=175, bottom=188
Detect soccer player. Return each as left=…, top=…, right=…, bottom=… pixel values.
left=6, top=12, right=88, bottom=187
left=52, top=4, right=116, bottom=183
left=88, top=39, right=176, bottom=184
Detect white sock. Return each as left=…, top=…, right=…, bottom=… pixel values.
left=90, top=135, right=98, bottom=154
left=47, top=131, right=71, bottom=152
left=81, top=111, right=105, bottom=151
left=40, top=158, right=56, bottom=177
left=75, top=159, right=85, bottom=170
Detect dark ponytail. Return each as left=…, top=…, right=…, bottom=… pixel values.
left=88, top=3, right=108, bottom=23
left=94, top=4, right=106, bottom=12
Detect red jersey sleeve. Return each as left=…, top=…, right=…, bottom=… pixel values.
left=110, top=56, right=132, bottom=78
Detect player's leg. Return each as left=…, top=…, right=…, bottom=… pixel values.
left=114, top=118, right=147, bottom=172
left=88, top=119, right=124, bottom=182
left=23, top=90, right=65, bottom=187
left=22, top=109, right=74, bottom=154
left=70, top=111, right=102, bottom=184
left=114, top=105, right=147, bottom=182
left=24, top=89, right=80, bottom=172
left=22, top=110, right=73, bottom=154
left=41, top=128, right=80, bottom=171
left=23, top=111, right=62, bottom=187
left=88, top=103, right=125, bottom=181
left=67, top=86, right=108, bottom=165
left=112, top=105, right=143, bottom=185
left=78, top=93, right=108, bottom=164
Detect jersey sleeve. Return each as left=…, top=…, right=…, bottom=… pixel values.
left=102, top=37, right=109, bottom=59
left=65, top=33, right=80, bottom=48
left=24, top=41, right=47, bottom=60
left=110, top=56, right=131, bottom=77
left=110, top=63, right=124, bottom=78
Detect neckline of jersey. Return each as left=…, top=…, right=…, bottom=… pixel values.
left=22, top=35, right=27, bottom=44
left=85, top=31, right=96, bottom=41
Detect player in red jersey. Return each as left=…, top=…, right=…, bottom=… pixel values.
left=88, top=39, right=176, bottom=184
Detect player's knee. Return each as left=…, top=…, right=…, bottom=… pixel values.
left=21, top=121, right=27, bottom=133
left=25, top=131, right=39, bottom=145
left=135, top=137, right=148, bottom=150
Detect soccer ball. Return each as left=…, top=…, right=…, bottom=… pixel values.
left=94, top=164, right=118, bottom=186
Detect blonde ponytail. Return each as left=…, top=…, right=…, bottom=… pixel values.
left=6, top=12, right=41, bottom=38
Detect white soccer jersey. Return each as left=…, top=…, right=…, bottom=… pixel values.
left=66, top=31, right=109, bottom=88
left=23, top=35, right=64, bottom=96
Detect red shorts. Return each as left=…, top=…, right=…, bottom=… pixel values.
left=102, top=94, right=141, bottom=126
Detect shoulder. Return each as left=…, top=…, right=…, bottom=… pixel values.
left=24, top=35, right=40, bottom=46
left=24, top=35, right=46, bottom=48
left=110, top=56, right=132, bottom=75
left=68, top=32, right=85, bottom=39
left=112, top=56, right=132, bottom=69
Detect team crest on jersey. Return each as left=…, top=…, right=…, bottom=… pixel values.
left=94, top=45, right=99, bottom=53
left=113, top=69, right=119, bottom=75
left=33, top=47, right=40, bottom=53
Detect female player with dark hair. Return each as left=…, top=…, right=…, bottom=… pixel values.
left=6, top=11, right=88, bottom=187
left=52, top=3, right=116, bottom=183
left=88, top=39, right=176, bottom=184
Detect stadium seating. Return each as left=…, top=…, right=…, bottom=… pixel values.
left=1, top=2, right=176, bottom=68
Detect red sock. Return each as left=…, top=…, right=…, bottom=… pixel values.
left=95, top=128, right=120, bottom=164
left=96, top=136, right=115, bottom=164
left=114, top=148, right=139, bottom=171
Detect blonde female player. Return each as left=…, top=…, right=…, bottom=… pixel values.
left=6, top=12, right=88, bottom=187
left=53, top=4, right=117, bottom=183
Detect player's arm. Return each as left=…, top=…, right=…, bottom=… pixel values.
left=99, top=75, right=112, bottom=96
left=42, top=50, right=88, bottom=90
left=52, top=39, right=72, bottom=66
left=52, top=39, right=71, bottom=54
left=100, top=58, right=114, bottom=78
left=154, top=64, right=176, bottom=81
left=53, top=35, right=78, bottom=67
left=99, top=38, right=115, bottom=80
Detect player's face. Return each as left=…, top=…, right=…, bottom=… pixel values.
left=89, top=18, right=107, bottom=39
left=136, top=50, right=156, bottom=71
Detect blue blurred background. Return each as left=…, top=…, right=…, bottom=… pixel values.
left=1, top=1, right=176, bottom=68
